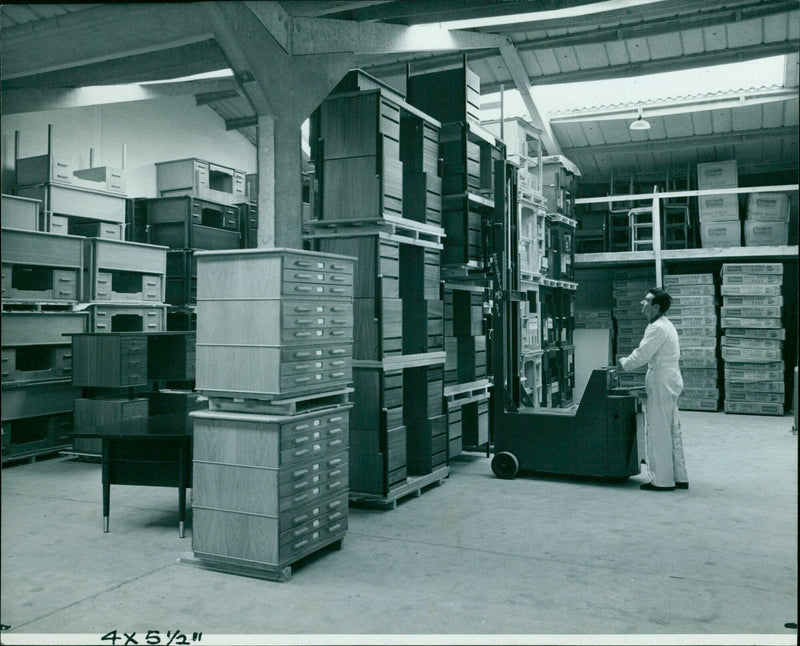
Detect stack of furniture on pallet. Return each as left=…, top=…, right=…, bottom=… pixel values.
left=721, top=263, right=786, bottom=416
left=663, top=273, right=720, bottom=412
left=128, top=157, right=254, bottom=332
left=612, top=268, right=655, bottom=391
left=305, top=70, right=449, bottom=508
left=187, top=248, right=354, bottom=581
left=406, top=63, right=499, bottom=452
left=697, top=160, right=741, bottom=249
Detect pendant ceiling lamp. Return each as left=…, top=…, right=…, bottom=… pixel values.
left=630, top=105, right=651, bottom=130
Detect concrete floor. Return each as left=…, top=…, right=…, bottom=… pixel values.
left=1, top=411, right=797, bottom=645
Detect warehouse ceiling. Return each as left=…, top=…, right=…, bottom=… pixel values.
left=1, top=0, right=798, bottom=185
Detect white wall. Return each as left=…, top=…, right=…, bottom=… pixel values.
left=1, top=95, right=256, bottom=197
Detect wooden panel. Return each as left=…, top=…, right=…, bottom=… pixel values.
left=87, top=238, right=166, bottom=275
left=320, top=94, right=380, bottom=159
left=353, top=298, right=402, bottom=360
left=1, top=311, right=87, bottom=346
left=192, top=507, right=282, bottom=565
left=322, top=157, right=382, bottom=220
left=1, top=380, right=81, bottom=421
left=1, top=195, right=40, bottom=230
left=1, top=228, right=83, bottom=269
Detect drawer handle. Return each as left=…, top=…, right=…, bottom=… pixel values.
left=330, top=306, right=347, bottom=313
left=329, top=439, right=343, bottom=448
left=145, top=281, right=158, bottom=287
left=330, top=349, right=346, bottom=355
left=330, top=288, right=346, bottom=294
left=57, top=291, right=73, bottom=297
left=294, top=306, right=313, bottom=313
left=331, top=319, right=348, bottom=325
left=295, top=319, right=314, bottom=325
left=293, top=539, right=310, bottom=551
left=330, top=372, right=346, bottom=378
left=328, top=416, right=343, bottom=422
left=294, top=364, right=312, bottom=371
left=328, top=427, right=342, bottom=436
left=293, top=448, right=310, bottom=458
left=327, top=457, right=343, bottom=467
left=294, top=273, right=313, bottom=280
left=330, top=264, right=347, bottom=271
left=293, top=351, right=312, bottom=358
left=294, top=376, right=312, bottom=383
left=292, top=513, right=310, bottom=524
left=328, top=499, right=343, bottom=510
left=292, top=526, right=310, bottom=538
left=293, top=260, right=313, bottom=268
left=328, top=523, right=343, bottom=533
left=293, top=481, right=309, bottom=491
left=292, top=468, right=309, bottom=479
left=292, top=493, right=310, bottom=504
left=294, top=332, right=313, bottom=338
left=293, top=436, right=309, bottom=445
left=329, top=469, right=343, bottom=478
left=294, top=423, right=312, bottom=431
left=328, top=511, right=343, bottom=521
left=61, top=367, right=72, bottom=374
left=330, top=331, right=345, bottom=337
left=328, top=481, right=342, bottom=490
left=57, top=277, right=73, bottom=283
left=294, top=286, right=313, bottom=292
left=330, top=276, right=346, bottom=282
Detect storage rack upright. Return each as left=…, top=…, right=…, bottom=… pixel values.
left=305, top=69, right=449, bottom=508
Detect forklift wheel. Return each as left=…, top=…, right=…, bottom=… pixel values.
left=492, top=452, right=519, bottom=479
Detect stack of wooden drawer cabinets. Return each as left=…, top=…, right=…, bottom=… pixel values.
left=188, top=248, right=354, bottom=581
left=307, top=70, right=450, bottom=507
left=442, top=284, right=491, bottom=456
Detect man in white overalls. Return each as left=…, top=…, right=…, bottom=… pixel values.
left=618, top=288, right=688, bottom=491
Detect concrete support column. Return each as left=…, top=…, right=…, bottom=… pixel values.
left=257, top=114, right=303, bottom=249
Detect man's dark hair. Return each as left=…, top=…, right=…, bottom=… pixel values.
left=649, top=288, right=672, bottom=314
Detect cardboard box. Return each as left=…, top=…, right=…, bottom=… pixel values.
left=721, top=262, right=783, bottom=275
left=720, top=305, right=781, bottom=318
left=744, top=220, right=788, bottom=246
left=698, top=194, right=739, bottom=221
left=721, top=346, right=783, bottom=362
left=726, top=380, right=784, bottom=393
left=697, top=160, right=738, bottom=189
left=700, top=220, right=740, bottom=248
left=724, top=400, right=784, bottom=416
left=663, top=274, right=714, bottom=286
left=678, top=398, right=719, bottom=411
left=723, top=327, right=785, bottom=340
left=720, top=283, right=782, bottom=296
left=746, top=193, right=791, bottom=221
left=721, top=335, right=782, bottom=350
left=680, top=387, right=719, bottom=399
left=722, top=295, right=782, bottom=307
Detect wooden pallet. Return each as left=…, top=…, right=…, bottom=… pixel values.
left=1, top=445, right=73, bottom=465
left=206, top=388, right=353, bottom=416
left=444, top=380, right=492, bottom=408
left=304, top=214, right=444, bottom=248
left=178, top=535, right=344, bottom=583
left=349, top=465, right=450, bottom=510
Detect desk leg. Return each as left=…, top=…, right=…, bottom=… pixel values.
left=178, top=440, right=187, bottom=538
left=102, top=439, right=110, bottom=533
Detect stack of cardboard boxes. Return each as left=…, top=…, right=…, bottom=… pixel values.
left=664, top=273, right=720, bottom=412
left=720, top=263, right=786, bottom=416
left=698, top=160, right=740, bottom=248
left=744, top=193, right=790, bottom=246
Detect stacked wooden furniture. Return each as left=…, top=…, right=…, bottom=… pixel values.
left=127, top=157, right=255, bottom=332
left=187, top=248, right=354, bottom=581
left=721, top=262, right=787, bottom=416
left=305, top=70, right=449, bottom=507
left=12, top=126, right=127, bottom=238
left=663, top=273, right=720, bottom=412
left=1, top=217, right=87, bottom=461
left=405, top=63, right=501, bottom=454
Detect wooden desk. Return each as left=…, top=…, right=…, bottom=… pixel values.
left=72, top=412, right=192, bottom=537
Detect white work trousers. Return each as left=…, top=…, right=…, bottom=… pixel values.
left=644, top=366, right=687, bottom=487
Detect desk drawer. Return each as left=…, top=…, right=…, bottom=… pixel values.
left=278, top=512, right=347, bottom=561
left=281, top=355, right=351, bottom=377
left=279, top=435, right=347, bottom=465
left=278, top=450, right=347, bottom=485
left=282, top=253, right=354, bottom=277
left=278, top=492, right=347, bottom=533
left=280, top=414, right=348, bottom=450
left=280, top=344, right=351, bottom=363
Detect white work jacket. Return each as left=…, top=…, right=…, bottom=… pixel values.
left=620, top=316, right=683, bottom=397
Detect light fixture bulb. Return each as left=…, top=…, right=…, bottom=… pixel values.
left=630, top=106, right=651, bottom=130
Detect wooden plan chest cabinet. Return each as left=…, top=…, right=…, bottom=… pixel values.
left=195, top=248, right=355, bottom=399
left=191, top=407, right=350, bottom=576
